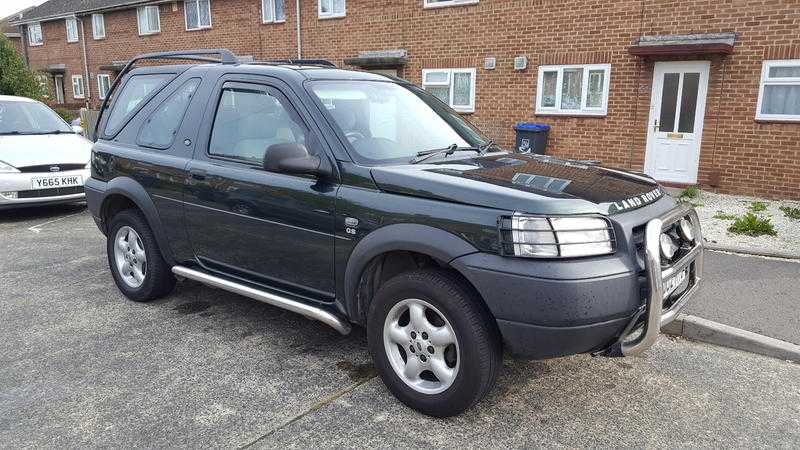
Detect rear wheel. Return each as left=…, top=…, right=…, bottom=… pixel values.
left=367, top=269, right=501, bottom=417
left=107, top=209, right=175, bottom=302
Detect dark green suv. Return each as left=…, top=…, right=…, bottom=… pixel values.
left=86, top=50, right=704, bottom=417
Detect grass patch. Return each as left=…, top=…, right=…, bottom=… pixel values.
left=713, top=211, right=737, bottom=220
left=780, top=205, right=800, bottom=220
left=728, top=213, right=777, bottom=237
left=678, top=186, right=700, bottom=199
left=749, top=201, right=768, bottom=212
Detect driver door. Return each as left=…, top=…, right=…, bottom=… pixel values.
left=183, top=79, right=337, bottom=299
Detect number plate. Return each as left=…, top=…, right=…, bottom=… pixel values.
left=31, top=175, right=83, bottom=189
left=663, top=268, right=688, bottom=299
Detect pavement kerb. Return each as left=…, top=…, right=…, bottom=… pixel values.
left=663, top=314, right=800, bottom=363
left=704, top=243, right=800, bottom=260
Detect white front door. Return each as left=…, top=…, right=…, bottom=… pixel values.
left=54, top=75, right=65, bottom=104
left=644, top=61, right=710, bottom=184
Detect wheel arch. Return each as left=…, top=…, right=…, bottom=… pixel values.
left=343, top=223, right=481, bottom=325
left=99, top=177, right=176, bottom=266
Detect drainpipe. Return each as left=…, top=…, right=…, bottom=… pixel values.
left=79, top=16, right=91, bottom=107
left=295, top=0, right=302, bottom=59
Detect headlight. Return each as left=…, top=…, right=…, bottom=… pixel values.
left=503, top=214, right=615, bottom=258
left=0, top=160, right=20, bottom=173
left=677, top=218, right=694, bottom=242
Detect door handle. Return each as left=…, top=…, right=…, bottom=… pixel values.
left=653, top=119, right=659, bottom=132
left=190, top=169, right=207, bottom=181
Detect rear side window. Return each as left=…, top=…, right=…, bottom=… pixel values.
left=137, top=78, right=200, bottom=149
left=104, top=73, right=172, bottom=135
left=208, top=86, right=308, bottom=165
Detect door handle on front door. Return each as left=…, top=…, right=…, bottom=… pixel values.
left=653, top=119, right=659, bottom=132
left=190, top=169, right=207, bottom=181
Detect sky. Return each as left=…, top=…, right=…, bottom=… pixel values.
left=0, top=0, right=47, bottom=21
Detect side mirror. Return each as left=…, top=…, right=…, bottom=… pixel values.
left=72, top=125, right=84, bottom=135
left=263, top=143, right=327, bottom=177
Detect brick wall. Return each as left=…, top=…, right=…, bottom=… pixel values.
left=18, top=0, right=800, bottom=199
left=25, top=18, right=86, bottom=107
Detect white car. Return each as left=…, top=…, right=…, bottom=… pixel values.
left=0, top=95, right=92, bottom=210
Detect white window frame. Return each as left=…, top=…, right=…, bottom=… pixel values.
left=184, top=0, right=212, bottom=31
left=422, top=68, right=477, bottom=113
left=65, top=17, right=78, bottom=43
left=71, top=75, right=85, bottom=99
left=535, top=63, right=611, bottom=116
left=137, top=5, right=161, bottom=35
left=756, top=59, right=800, bottom=122
left=262, top=0, right=286, bottom=23
left=27, top=23, right=43, bottom=46
left=423, top=0, right=479, bottom=9
left=318, top=0, right=346, bottom=19
left=97, top=74, right=111, bottom=100
left=92, top=14, right=105, bottom=39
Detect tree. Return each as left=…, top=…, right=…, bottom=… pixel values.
left=0, top=34, right=43, bottom=99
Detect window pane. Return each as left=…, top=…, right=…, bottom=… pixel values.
left=333, top=0, right=345, bottom=13
left=139, top=79, right=200, bottom=148
left=93, top=14, right=104, bottom=37
left=138, top=9, right=146, bottom=31
left=769, top=66, right=800, bottom=78
left=425, top=71, right=448, bottom=84
left=275, top=0, right=285, bottom=20
left=209, top=88, right=307, bottom=163
left=658, top=73, right=679, bottom=132
left=452, top=72, right=472, bottom=106
left=148, top=7, right=159, bottom=31
left=761, top=85, right=800, bottom=115
left=560, top=68, right=582, bottom=110
left=425, top=86, right=450, bottom=105
left=541, top=71, right=557, bottom=107
left=320, top=0, right=331, bottom=13
left=678, top=73, right=700, bottom=133
left=186, top=1, right=199, bottom=29
left=586, top=69, right=605, bottom=108
left=263, top=0, right=274, bottom=21
left=106, top=74, right=172, bottom=134
left=199, top=0, right=211, bottom=26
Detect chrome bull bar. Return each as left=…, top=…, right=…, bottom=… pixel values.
left=619, top=203, right=704, bottom=356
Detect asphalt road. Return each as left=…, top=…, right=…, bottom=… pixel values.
left=1, top=205, right=799, bottom=447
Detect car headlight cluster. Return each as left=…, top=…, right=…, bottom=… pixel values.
left=501, top=214, right=615, bottom=258
left=0, top=160, right=20, bottom=173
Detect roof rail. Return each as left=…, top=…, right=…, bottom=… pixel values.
left=93, top=49, right=237, bottom=141
left=267, top=59, right=337, bottom=68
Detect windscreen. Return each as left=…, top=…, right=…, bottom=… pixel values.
left=309, top=81, right=488, bottom=164
left=0, top=101, right=72, bottom=135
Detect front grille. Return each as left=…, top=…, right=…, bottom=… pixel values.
left=17, top=164, right=86, bottom=173
left=17, top=186, right=84, bottom=198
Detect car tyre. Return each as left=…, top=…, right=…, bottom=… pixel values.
left=107, top=209, right=175, bottom=302
left=367, top=268, right=501, bottom=417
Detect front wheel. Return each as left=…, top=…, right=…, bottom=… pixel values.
left=107, top=209, right=175, bottom=302
left=367, top=269, right=501, bottom=417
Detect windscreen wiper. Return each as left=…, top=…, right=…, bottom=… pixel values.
left=410, top=143, right=482, bottom=164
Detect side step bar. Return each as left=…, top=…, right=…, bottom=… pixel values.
left=172, top=266, right=352, bottom=335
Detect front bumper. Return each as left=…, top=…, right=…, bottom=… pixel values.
left=0, top=169, right=90, bottom=209
left=453, top=203, right=703, bottom=359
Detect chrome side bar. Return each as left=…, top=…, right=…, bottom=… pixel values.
left=172, top=266, right=352, bottom=335
left=620, top=203, right=704, bottom=356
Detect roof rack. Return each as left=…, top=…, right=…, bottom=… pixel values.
left=266, top=59, right=337, bottom=68
left=93, top=49, right=237, bottom=141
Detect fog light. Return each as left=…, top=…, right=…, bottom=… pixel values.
left=678, top=218, right=694, bottom=242
left=1, top=191, right=18, bottom=199
left=660, top=233, right=678, bottom=259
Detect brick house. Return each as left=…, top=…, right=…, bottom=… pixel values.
left=7, top=0, right=800, bottom=198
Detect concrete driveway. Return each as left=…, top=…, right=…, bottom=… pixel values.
left=1, top=206, right=799, bottom=448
